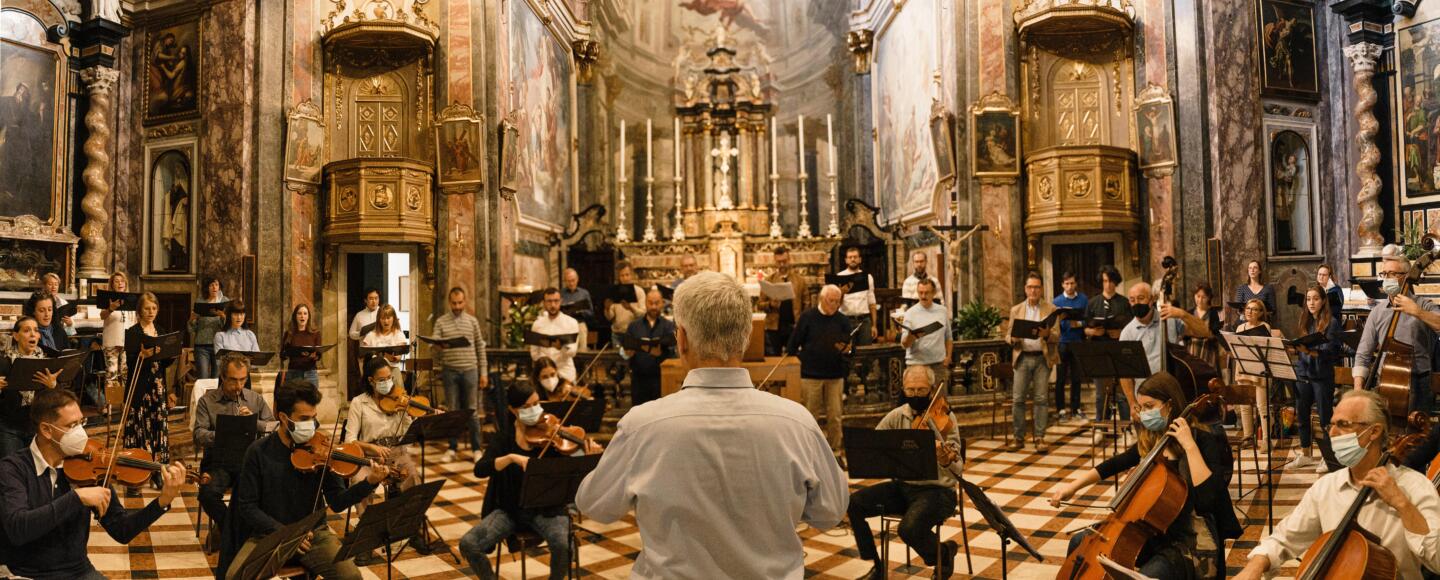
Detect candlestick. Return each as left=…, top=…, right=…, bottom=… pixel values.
left=673, top=118, right=685, bottom=240
left=827, top=141, right=840, bottom=237
left=617, top=120, right=629, bottom=243
left=796, top=115, right=805, bottom=169
left=646, top=118, right=654, bottom=180
left=771, top=116, right=778, bottom=169
left=826, top=114, right=835, bottom=176
left=797, top=116, right=811, bottom=238
left=643, top=120, right=656, bottom=242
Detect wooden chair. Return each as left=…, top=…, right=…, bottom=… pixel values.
left=984, top=362, right=1014, bottom=443
left=493, top=526, right=580, bottom=579
left=877, top=484, right=972, bottom=577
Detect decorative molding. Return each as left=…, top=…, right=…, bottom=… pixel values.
left=144, top=121, right=196, bottom=140
left=572, top=39, right=600, bottom=84
left=0, top=216, right=79, bottom=244
left=846, top=30, right=873, bottom=74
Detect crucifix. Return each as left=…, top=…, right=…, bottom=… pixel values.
left=710, top=131, right=740, bottom=210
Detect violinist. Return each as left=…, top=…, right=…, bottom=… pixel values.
left=1050, top=373, right=1240, bottom=579
left=1236, top=389, right=1440, bottom=579
left=192, top=353, right=274, bottom=552
left=1287, top=283, right=1344, bottom=472
left=848, top=365, right=961, bottom=580
left=1353, top=245, right=1440, bottom=414
left=220, top=380, right=391, bottom=580
left=458, top=383, right=599, bottom=580
left=623, top=287, right=675, bottom=406
left=0, top=388, right=187, bottom=580
left=532, top=357, right=588, bottom=403
left=342, top=358, right=418, bottom=489
left=0, top=317, right=62, bottom=457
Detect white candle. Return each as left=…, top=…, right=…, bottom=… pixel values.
left=646, top=118, right=654, bottom=179
left=673, top=117, right=681, bottom=176
left=826, top=114, right=835, bottom=175
left=619, top=120, right=626, bottom=181
left=771, top=116, right=778, bottom=168
left=797, top=115, right=805, bottom=170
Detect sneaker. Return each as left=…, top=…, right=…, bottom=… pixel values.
left=440, top=449, right=457, bottom=463
left=1056, top=410, right=1070, bottom=422
left=1285, top=451, right=1317, bottom=469
left=1315, top=460, right=1332, bottom=474
left=1074, top=410, right=1089, bottom=423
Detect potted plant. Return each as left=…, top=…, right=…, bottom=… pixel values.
left=502, top=302, right=541, bottom=348
left=953, top=299, right=1003, bottom=341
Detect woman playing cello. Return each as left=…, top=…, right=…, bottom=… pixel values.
left=1050, top=373, right=1241, bottom=579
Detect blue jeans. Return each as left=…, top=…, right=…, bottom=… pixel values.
left=1295, top=377, right=1335, bottom=449
left=441, top=368, right=482, bottom=452
left=1068, top=529, right=1181, bottom=577
left=459, top=509, right=571, bottom=580
left=193, top=345, right=215, bottom=380
left=1012, top=353, right=1050, bottom=441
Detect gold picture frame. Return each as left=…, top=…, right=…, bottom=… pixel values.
left=0, top=18, right=68, bottom=228
left=435, top=102, right=486, bottom=190
left=1135, top=83, right=1178, bottom=175
left=498, top=117, right=520, bottom=196
left=969, top=92, right=1021, bottom=180
left=142, top=17, right=203, bottom=125
left=284, top=99, right=325, bottom=186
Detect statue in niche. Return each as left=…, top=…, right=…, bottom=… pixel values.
left=89, top=0, right=121, bottom=22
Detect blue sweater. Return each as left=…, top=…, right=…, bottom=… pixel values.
left=1053, top=292, right=1088, bottom=343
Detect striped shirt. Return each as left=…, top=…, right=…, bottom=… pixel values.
left=431, top=311, right=486, bottom=371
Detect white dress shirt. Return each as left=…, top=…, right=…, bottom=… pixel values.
left=838, top=268, right=877, bottom=318
left=362, top=329, right=410, bottom=372
left=348, top=307, right=378, bottom=341
left=1019, top=302, right=1044, bottom=352
left=1249, top=464, right=1440, bottom=578
left=901, top=274, right=943, bottom=300
left=27, top=438, right=56, bottom=489
left=575, top=367, right=849, bottom=580
left=529, top=311, right=580, bottom=381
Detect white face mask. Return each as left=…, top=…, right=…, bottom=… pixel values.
left=375, top=378, right=394, bottom=396
left=287, top=416, right=317, bottom=444
left=517, top=404, right=544, bottom=426
left=48, top=422, right=88, bottom=456
left=540, top=376, right=559, bottom=392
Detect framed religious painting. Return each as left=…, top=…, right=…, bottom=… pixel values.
left=497, top=117, right=520, bottom=195
left=143, top=18, right=202, bottom=125
left=929, top=101, right=957, bottom=186
left=0, top=29, right=67, bottom=226
left=1397, top=16, right=1440, bottom=198
left=144, top=140, right=199, bottom=275
left=969, top=92, right=1020, bottom=179
left=1255, top=0, right=1319, bottom=101
left=435, top=102, right=486, bottom=189
left=1135, top=84, right=1178, bottom=174
left=283, top=99, right=324, bottom=187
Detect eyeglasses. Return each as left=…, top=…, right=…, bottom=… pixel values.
left=1379, top=271, right=1407, bottom=279
left=1331, top=419, right=1373, bottom=431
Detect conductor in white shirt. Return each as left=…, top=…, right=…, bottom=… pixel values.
left=576, top=272, right=849, bottom=579
left=1235, top=389, right=1440, bottom=579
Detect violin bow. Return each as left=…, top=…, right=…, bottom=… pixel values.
left=309, top=416, right=348, bottom=512
left=757, top=353, right=791, bottom=392
left=100, top=348, right=149, bottom=489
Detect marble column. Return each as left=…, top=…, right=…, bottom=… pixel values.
left=703, top=129, right=714, bottom=209
left=738, top=123, right=753, bottom=208
left=1344, top=42, right=1386, bottom=256
left=78, top=67, right=119, bottom=279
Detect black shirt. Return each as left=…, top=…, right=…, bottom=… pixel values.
left=625, top=315, right=676, bottom=377
left=218, top=432, right=378, bottom=575
left=786, top=308, right=854, bottom=379
left=0, top=446, right=168, bottom=579
left=474, top=428, right=564, bottom=518
left=1084, top=292, right=1133, bottom=336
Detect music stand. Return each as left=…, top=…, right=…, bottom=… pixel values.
left=1221, top=331, right=1296, bottom=534
left=541, top=398, right=607, bottom=433
left=334, top=480, right=444, bottom=580
left=958, top=478, right=1043, bottom=580
left=396, top=410, right=474, bottom=563
left=227, top=510, right=325, bottom=580
left=209, top=414, right=260, bottom=472
left=1065, top=340, right=1151, bottom=458
left=842, top=427, right=939, bottom=481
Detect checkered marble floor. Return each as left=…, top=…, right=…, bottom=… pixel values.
left=87, top=421, right=1322, bottom=579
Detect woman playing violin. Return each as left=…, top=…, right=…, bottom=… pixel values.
left=0, top=316, right=62, bottom=457
left=343, top=358, right=418, bottom=489
left=1050, top=373, right=1240, bottom=579
left=459, top=383, right=600, bottom=580
left=532, top=357, right=590, bottom=402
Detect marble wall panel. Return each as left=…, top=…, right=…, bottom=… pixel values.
left=197, top=0, right=256, bottom=292
left=975, top=0, right=1015, bottom=304
left=288, top=195, right=317, bottom=309
left=115, top=34, right=144, bottom=277
left=1203, top=0, right=1264, bottom=296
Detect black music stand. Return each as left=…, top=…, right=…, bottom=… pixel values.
left=1221, top=331, right=1296, bottom=534
left=541, top=398, right=607, bottom=434
left=843, top=428, right=939, bottom=578
left=227, top=510, right=325, bottom=580
left=334, top=480, right=444, bottom=580
left=1066, top=340, right=1151, bottom=458
left=517, top=455, right=602, bottom=580
left=209, top=414, right=260, bottom=471
left=396, top=410, right=473, bottom=563
left=959, top=478, right=1043, bottom=580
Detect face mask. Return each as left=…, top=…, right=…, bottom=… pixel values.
left=1384, top=277, right=1403, bottom=297
left=517, top=404, right=544, bottom=426
left=1132, top=303, right=1152, bottom=319
left=374, top=379, right=393, bottom=396
left=287, top=416, right=316, bottom=445
left=1332, top=428, right=1372, bottom=467
left=1139, top=408, right=1168, bottom=432
left=903, top=396, right=931, bottom=413
left=48, top=422, right=88, bottom=456
left=540, top=377, right=560, bottom=392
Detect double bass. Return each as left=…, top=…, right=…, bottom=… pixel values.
left=1157, top=257, right=1221, bottom=418
left=1058, top=394, right=1220, bottom=579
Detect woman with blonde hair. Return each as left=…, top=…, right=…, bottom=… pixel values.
left=123, top=292, right=174, bottom=478
left=362, top=304, right=408, bottom=385
left=1235, top=298, right=1284, bottom=451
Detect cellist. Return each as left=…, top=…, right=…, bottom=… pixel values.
left=846, top=365, right=961, bottom=580
left=1353, top=244, right=1440, bottom=414
left=1050, top=372, right=1240, bottom=578
left=1236, top=389, right=1440, bottom=579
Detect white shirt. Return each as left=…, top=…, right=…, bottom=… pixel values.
left=348, top=307, right=378, bottom=341
left=838, top=268, right=877, bottom=318
left=362, top=329, right=410, bottom=370
left=901, top=302, right=950, bottom=365
left=901, top=274, right=943, bottom=300
left=575, top=367, right=849, bottom=580
left=1250, top=464, right=1440, bottom=579
left=27, top=438, right=57, bottom=489
left=101, top=310, right=134, bottom=349
left=1020, top=302, right=1044, bottom=352
left=529, top=311, right=580, bottom=381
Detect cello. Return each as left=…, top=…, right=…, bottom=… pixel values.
left=1058, top=394, right=1220, bottom=579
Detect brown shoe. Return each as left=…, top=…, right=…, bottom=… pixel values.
left=1005, top=440, right=1024, bottom=452
left=1035, top=440, right=1049, bottom=453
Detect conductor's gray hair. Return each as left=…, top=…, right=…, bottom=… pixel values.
left=673, top=272, right=752, bottom=361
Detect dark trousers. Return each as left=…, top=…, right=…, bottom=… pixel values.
left=632, top=372, right=661, bottom=407
left=850, top=316, right=874, bottom=347
left=1056, top=343, right=1083, bottom=413
left=1413, top=373, right=1434, bottom=416
left=765, top=328, right=793, bottom=357
left=848, top=481, right=956, bottom=565
left=1295, top=377, right=1336, bottom=449
left=198, top=467, right=234, bottom=527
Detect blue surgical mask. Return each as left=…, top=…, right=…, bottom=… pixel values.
left=375, top=379, right=394, bottom=396
left=1332, top=428, right=1372, bottom=467
left=1139, top=408, right=1168, bottom=432
left=287, top=416, right=316, bottom=445
left=517, top=405, right=544, bottom=426
left=1384, top=277, right=1403, bottom=297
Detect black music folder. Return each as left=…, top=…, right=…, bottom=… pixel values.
left=417, top=335, right=470, bottom=348
left=135, top=332, right=184, bottom=360
left=1357, top=279, right=1387, bottom=300
left=358, top=322, right=377, bottom=337
left=281, top=344, right=336, bottom=358
left=192, top=300, right=229, bottom=316
left=524, top=330, right=577, bottom=349
left=215, top=349, right=277, bottom=366
left=1286, top=331, right=1329, bottom=350
left=1237, top=325, right=1272, bottom=338
left=94, top=290, right=141, bottom=311
left=2, top=352, right=85, bottom=390
left=521, top=455, right=603, bottom=510
left=604, top=284, right=642, bottom=304
left=620, top=332, right=675, bottom=355
left=1086, top=315, right=1132, bottom=330
left=656, top=284, right=675, bottom=301
left=560, top=298, right=593, bottom=316
left=1225, top=300, right=1248, bottom=311
left=900, top=321, right=944, bottom=338
left=358, top=344, right=411, bottom=357
left=211, top=413, right=260, bottom=470
left=1009, top=319, right=1048, bottom=339
left=826, top=272, right=870, bottom=293
left=54, top=301, right=78, bottom=319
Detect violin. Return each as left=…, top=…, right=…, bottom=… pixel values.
left=519, top=412, right=593, bottom=457
left=1293, top=430, right=1424, bottom=579
left=1059, top=394, right=1220, bottom=580
left=550, top=379, right=592, bottom=402
left=376, top=383, right=442, bottom=418
left=910, top=388, right=962, bottom=476
left=63, top=440, right=208, bottom=488
left=289, top=431, right=405, bottom=483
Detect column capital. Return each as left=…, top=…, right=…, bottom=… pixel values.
left=79, top=66, right=120, bottom=94
left=1343, top=42, right=1385, bottom=72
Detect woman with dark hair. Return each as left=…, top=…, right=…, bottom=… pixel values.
left=212, top=299, right=259, bottom=353
left=188, top=276, right=227, bottom=379
left=1188, top=282, right=1223, bottom=368
left=1233, top=260, right=1277, bottom=326
left=0, top=316, right=60, bottom=457
left=1287, top=283, right=1344, bottom=472
left=530, top=356, right=584, bottom=402
left=1051, top=373, right=1240, bottom=579
left=124, top=292, right=174, bottom=479
left=280, top=303, right=321, bottom=387
left=1316, top=264, right=1344, bottom=324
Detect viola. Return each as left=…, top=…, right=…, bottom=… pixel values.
left=289, top=431, right=404, bottom=483
left=910, top=389, right=962, bottom=477
left=520, top=412, right=594, bottom=457
left=376, top=384, right=442, bottom=418
left=1059, top=394, right=1219, bottom=580
left=63, top=440, right=208, bottom=488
